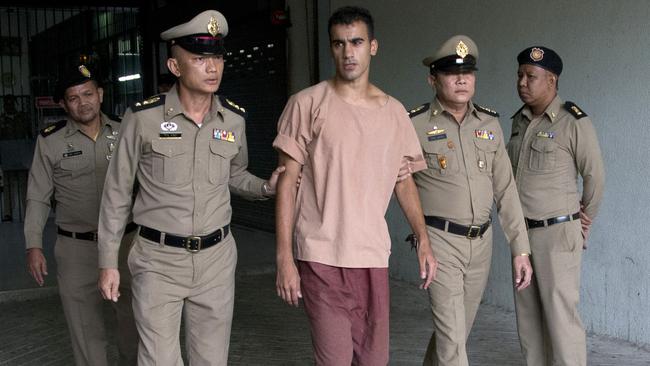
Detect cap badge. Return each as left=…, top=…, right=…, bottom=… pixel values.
left=78, top=65, right=91, bottom=78
left=530, top=47, right=544, bottom=61
left=456, top=41, right=469, bottom=58
left=207, top=16, right=219, bottom=37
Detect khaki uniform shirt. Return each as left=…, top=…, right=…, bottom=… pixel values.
left=411, top=98, right=530, bottom=256
left=273, top=81, right=426, bottom=268
left=98, top=86, right=266, bottom=268
left=506, top=96, right=605, bottom=220
left=24, top=113, right=120, bottom=249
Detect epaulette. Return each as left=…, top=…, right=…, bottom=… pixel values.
left=511, top=105, right=525, bottom=119
left=408, top=103, right=430, bottom=119
left=40, top=119, right=67, bottom=137
left=132, top=95, right=165, bottom=112
left=474, top=103, right=499, bottom=117
left=219, top=95, right=247, bottom=119
left=564, top=101, right=587, bottom=119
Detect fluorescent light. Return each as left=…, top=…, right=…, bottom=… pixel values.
left=118, top=74, right=141, bottom=82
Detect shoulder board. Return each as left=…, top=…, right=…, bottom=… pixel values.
left=131, top=94, right=165, bottom=112
left=511, top=105, right=525, bottom=119
left=408, top=103, right=430, bottom=118
left=474, top=103, right=499, bottom=117
left=40, top=119, right=67, bottom=137
left=219, top=95, right=247, bottom=118
left=563, top=101, right=588, bottom=119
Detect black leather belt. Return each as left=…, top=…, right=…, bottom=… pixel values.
left=424, top=216, right=491, bottom=239
left=525, top=212, right=580, bottom=229
left=138, top=224, right=230, bottom=253
left=57, top=222, right=138, bottom=241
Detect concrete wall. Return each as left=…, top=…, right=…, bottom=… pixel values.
left=314, top=0, right=649, bottom=346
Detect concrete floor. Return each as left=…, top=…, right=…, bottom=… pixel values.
left=0, top=225, right=648, bottom=365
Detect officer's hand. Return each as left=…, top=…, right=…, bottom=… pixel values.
left=265, top=166, right=286, bottom=195
left=98, top=268, right=121, bottom=302
left=416, top=236, right=437, bottom=290
left=579, top=204, right=592, bottom=249
left=26, top=248, right=48, bottom=286
left=276, top=258, right=302, bottom=307
left=397, top=158, right=413, bottom=182
left=513, top=255, right=533, bottom=291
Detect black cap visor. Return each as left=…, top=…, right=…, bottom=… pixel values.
left=172, top=35, right=225, bottom=55
left=431, top=55, right=478, bottom=74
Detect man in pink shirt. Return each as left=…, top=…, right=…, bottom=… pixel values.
left=273, top=6, right=438, bottom=365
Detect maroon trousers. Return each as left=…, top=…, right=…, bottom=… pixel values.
left=298, top=261, right=390, bottom=366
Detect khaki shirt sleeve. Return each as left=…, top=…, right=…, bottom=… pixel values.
left=272, top=95, right=312, bottom=165
left=228, top=123, right=266, bottom=200
left=98, top=109, right=140, bottom=268
left=491, top=124, right=531, bottom=256
left=572, top=117, right=605, bottom=219
left=24, top=136, right=53, bottom=249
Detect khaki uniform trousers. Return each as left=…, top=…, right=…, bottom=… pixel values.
left=515, top=219, right=585, bottom=366
left=55, top=231, right=138, bottom=366
left=423, top=226, right=493, bottom=366
left=128, top=231, right=237, bottom=366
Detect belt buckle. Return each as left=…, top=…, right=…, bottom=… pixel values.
left=92, top=232, right=98, bottom=241
left=467, top=225, right=481, bottom=239
left=185, top=236, right=202, bottom=253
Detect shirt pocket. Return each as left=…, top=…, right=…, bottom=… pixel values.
left=474, top=139, right=498, bottom=175
left=528, top=138, right=557, bottom=172
left=208, top=140, right=238, bottom=185
left=422, top=140, right=459, bottom=176
left=59, top=156, right=92, bottom=187
left=151, top=139, right=192, bottom=185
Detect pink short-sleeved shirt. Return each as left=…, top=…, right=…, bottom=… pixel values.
left=273, top=81, right=426, bottom=268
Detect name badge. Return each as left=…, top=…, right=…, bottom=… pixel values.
left=160, top=121, right=182, bottom=139
left=428, top=134, right=447, bottom=141
left=63, top=150, right=82, bottom=158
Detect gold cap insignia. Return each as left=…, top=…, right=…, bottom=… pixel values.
left=78, top=65, right=91, bottom=78
left=530, top=47, right=544, bottom=61
left=207, top=16, right=219, bottom=37
left=456, top=41, right=469, bottom=58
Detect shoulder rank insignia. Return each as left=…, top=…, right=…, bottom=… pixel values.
left=474, top=103, right=499, bottom=117
left=408, top=103, right=430, bottom=119
left=132, top=95, right=165, bottom=112
left=40, top=119, right=67, bottom=137
left=219, top=96, right=247, bottom=118
left=564, top=101, right=587, bottom=119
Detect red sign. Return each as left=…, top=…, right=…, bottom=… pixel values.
left=35, top=96, right=59, bottom=108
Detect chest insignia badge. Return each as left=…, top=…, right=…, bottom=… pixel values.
left=427, top=128, right=446, bottom=136
left=160, top=121, right=182, bottom=138
left=438, top=155, right=448, bottom=170
left=475, top=129, right=495, bottom=140
left=213, top=129, right=235, bottom=143
left=536, top=131, right=555, bottom=139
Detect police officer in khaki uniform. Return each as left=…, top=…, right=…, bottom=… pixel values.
left=24, top=65, right=138, bottom=366
left=507, top=46, right=605, bottom=366
left=97, top=10, right=283, bottom=365
left=407, top=35, right=533, bottom=366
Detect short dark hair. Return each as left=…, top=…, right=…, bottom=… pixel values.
left=328, top=6, right=374, bottom=40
